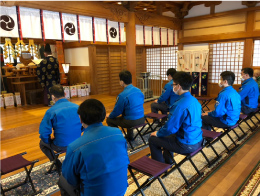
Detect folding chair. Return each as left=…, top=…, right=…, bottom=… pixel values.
left=162, top=147, right=205, bottom=188
left=196, top=97, right=214, bottom=113
left=45, top=150, right=66, bottom=176
left=120, top=123, right=147, bottom=151
left=128, top=156, right=171, bottom=196
left=209, top=124, right=239, bottom=153
left=202, top=129, right=222, bottom=167
left=1, top=152, right=39, bottom=196
left=239, top=112, right=258, bottom=132
left=144, top=113, right=167, bottom=135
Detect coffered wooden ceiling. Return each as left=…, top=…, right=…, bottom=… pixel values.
left=105, top=1, right=260, bottom=19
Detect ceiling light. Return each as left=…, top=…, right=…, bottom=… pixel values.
left=117, top=2, right=122, bottom=5
left=143, top=8, right=147, bottom=10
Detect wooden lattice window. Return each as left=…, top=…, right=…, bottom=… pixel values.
left=253, top=40, right=260, bottom=67
left=146, top=46, right=178, bottom=80
left=209, top=41, right=244, bottom=85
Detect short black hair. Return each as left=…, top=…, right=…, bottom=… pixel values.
left=77, top=99, right=106, bottom=125
left=50, top=85, right=65, bottom=98
left=241, top=67, right=253, bottom=77
left=119, top=70, right=132, bottom=85
left=166, top=68, right=177, bottom=78
left=172, top=71, right=193, bottom=90
left=220, top=71, right=235, bottom=86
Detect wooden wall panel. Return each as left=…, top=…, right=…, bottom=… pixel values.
left=69, top=66, right=90, bottom=85
left=184, top=24, right=245, bottom=37
left=93, top=46, right=127, bottom=95
left=255, top=10, right=260, bottom=20
left=96, top=47, right=110, bottom=95
left=183, top=13, right=246, bottom=30
left=110, top=47, right=125, bottom=95
left=255, top=21, right=260, bottom=30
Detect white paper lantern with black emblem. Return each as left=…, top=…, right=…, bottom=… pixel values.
left=107, top=20, right=119, bottom=43
left=62, top=13, right=78, bottom=41
left=0, top=6, right=19, bottom=38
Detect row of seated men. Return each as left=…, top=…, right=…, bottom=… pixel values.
left=38, top=68, right=259, bottom=196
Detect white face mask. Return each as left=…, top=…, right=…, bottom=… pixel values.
left=173, top=86, right=179, bottom=95
left=218, top=80, right=223, bottom=88
left=240, top=75, right=245, bottom=81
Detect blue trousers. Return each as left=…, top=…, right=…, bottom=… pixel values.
left=148, top=134, right=202, bottom=164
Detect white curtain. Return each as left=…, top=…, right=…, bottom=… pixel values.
left=94, top=18, right=107, bottom=42
left=79, top=16, right=93, bottom=41
left=153, top=27, right=160, bottom=45
left=168, top=29, right=173, bottom=46
left=120, top=23, right=125, bottom=42
left=144, top=26, right=152, bottom=45
left=136, top=25, right=144, bottom=45
left=62, top=13, right=78, bottom=41
left=42, top=10, right=61, bottom=40
left=0, top=6, right=19, bottom=38
left=20, top=7, right=41, bottom=39
left=161, top=28, right=167, bottom=45
left=108, top=20, right=119, bottom=43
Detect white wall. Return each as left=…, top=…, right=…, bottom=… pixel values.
left=185, top=4, right=210, bottom=18
left=185, top=1, right=260, bottom=19
left=64, top=47, right=89, bottom=66
left=183, top=43, right=209, bottom=51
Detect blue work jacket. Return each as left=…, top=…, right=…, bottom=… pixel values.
left=109, top=84, right=144, bottom=120
left=157, top=92, right=203, bottom=145
left=62, top=123, right=129, bottom=196
left=39, top=99, right=82, bottom=147
left=238, top=77, right=259, bottom=109
left=158, top=80, right=179, bottom=107
left=209, top=86, right=241, bottom=126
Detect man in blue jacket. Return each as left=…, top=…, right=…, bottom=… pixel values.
left=58, top=99, right=129, bottom=196
left=106, top=70, right=145, bottom=139
left=202, top=71, right=241, bottom=131
left=238, top=68, right=259, bottom=114
left=151, top=68, right=179, bottom=114
left=149, top=72, right=203, bottom=164
left=39, top=85, right=82, bottom=171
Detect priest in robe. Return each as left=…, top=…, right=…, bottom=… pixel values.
left=36, top=44, right=60, bottom=106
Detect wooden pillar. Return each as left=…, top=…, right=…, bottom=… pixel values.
left=243, top=39, right=254, bottom=68
left=243, top=11, right=255, bottom=68
left=88, top=45, right=98, bottom=95
left=126, top=12, right=136, bottom=86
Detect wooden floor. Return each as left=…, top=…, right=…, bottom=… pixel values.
left=1, top=95, right=260, bottom=196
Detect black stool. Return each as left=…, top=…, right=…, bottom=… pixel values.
left=120, top=123, right=147, bottom=151
left=144, top=113, right=167, bottom=135
left=45, top=150, right=66, bottom=176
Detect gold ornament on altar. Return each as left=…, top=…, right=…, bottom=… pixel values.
left=15, top=38, right=26, bottom=59
left=28, top=39, right=39, bottom=59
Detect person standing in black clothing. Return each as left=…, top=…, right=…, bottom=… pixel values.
left=36, top=44, right=60, bottom=106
